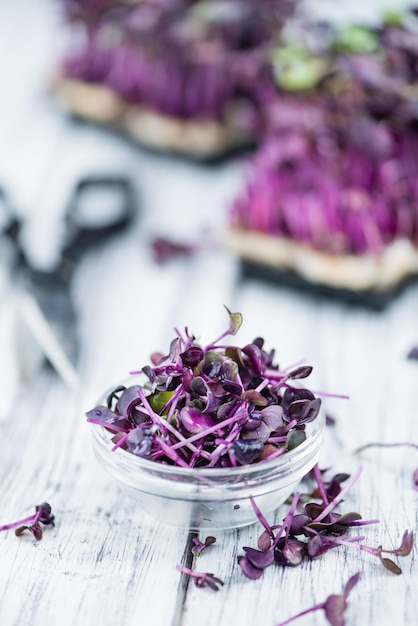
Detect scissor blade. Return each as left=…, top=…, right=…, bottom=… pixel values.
left=17, top=279, right=79, bottom=390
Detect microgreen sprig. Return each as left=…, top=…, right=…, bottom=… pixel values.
left=176, top=564, right=224, bottom=591
left=0, top=503, right=55, bottom=541
left=274, top=572, right=361, bottom=626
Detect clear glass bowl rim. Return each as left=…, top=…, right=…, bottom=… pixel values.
left=91, top=406, right=325, bottom=480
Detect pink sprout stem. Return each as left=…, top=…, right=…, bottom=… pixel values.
left=313, top=463, right=329, bottom=505
left=275, top=603, right=325, bottom=626
left=273, top=491, right=300, bottom=549
left=315, top=466, right=363, bottom=523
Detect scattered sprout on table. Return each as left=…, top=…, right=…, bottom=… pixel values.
left=0, top=503, right=55, bottom=541
left=176, top=564, right=224, bottom=591
left=274, top=572, right=361, bottom=626
left=191, top=535, right=216, bottom=557
left=238, top=464, right=413, bottom=579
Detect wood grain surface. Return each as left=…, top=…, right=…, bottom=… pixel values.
left=0, top=2, right=417, bottom=625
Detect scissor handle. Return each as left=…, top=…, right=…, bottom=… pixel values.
left=62, top=175, right=136, bottom=261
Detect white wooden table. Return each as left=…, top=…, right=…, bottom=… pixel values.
left=0, top=2, right=417, bottom=625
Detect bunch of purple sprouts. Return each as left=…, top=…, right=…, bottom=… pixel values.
left=86, top=308, right=323, bottom=469
left=232, top=12, right=418, bottom=256
left=58, top=0, right=294, bottom=121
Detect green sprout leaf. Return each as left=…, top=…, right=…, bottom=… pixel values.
left=224, top=306, right=243, bottom=336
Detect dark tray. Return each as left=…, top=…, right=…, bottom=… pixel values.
left=240, top=260, right=418, bottom=311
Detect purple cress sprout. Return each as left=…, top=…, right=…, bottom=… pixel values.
left=176, top=564, right=224, bottom=591
left=0, top=503, right=55, bottom=541
left=230, top=12, right=418, bottom=277
left=191, top=535, right=216, bottom=557
left=274, top=572, right=361, bottom=626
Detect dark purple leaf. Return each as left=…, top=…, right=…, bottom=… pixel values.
left=298, top=398, right=321, bottom=424
left=260, top=405, right=284, bottom=430
left=221, top=379, right=243, bottom=396
left=258, top=530, right=273, bottom=550
left=243, top=546, right=274, bottom=568
left=307, top=534, right=339, bottom=558
left=307, top=512, right=362, bottom=533
left=179, top=407, right=215, bottom=434
left=233, top=438, right=264, bottom=464
left=237, top=556, right=265, bottom=580
left=116, top=385, right=143, bottom=420
left=181, top=346, right=204, bottom=369
left=86, top=405, right=120, bottom=424
left=282, top=388, right=315, bottom=415
left=288, top=365, right=313, bottom=379
left=391, top=530, right=414, bottom=556
left=242, top=343, right=264, bottom=376
left=274, top=538, right=305, bottom=567
left=36, top=503, right=55, bottom=526
left=289, top=514, right=312, bottom=535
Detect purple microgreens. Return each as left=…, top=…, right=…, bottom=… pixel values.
left=240, top=493, right=302, bottom=578
left=322, top=530, right=414, bottom=574
left=0, top=503, right=55, bottom=541
left=87, top=309, right=323, bottom=469
left=176, top=565, right=224, bottom=591
left=191, top=536, right=216, bottom=557
left=240, top=460, right=382, bottom=581
left=274, top=572, right=360, bottom=626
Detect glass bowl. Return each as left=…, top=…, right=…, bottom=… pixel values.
left=91, top=406, right=325, bottom=532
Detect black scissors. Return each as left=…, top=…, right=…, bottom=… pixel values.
left=0, top=176, right=136, bottom=387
